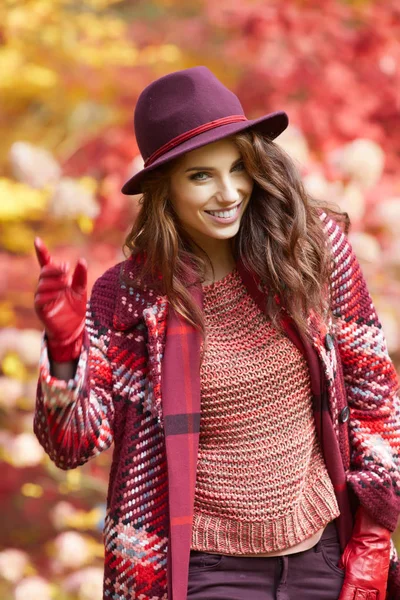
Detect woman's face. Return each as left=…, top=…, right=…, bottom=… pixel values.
left=169, top=137, right=254, bottom=251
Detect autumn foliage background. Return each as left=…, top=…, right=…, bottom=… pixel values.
left=0, top=0, right=400, bottom=598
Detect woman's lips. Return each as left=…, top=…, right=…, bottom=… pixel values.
left=204, top=201, right=243, bottom=224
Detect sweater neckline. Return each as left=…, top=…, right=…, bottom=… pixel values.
left=202, top=266, right=239, bottom=290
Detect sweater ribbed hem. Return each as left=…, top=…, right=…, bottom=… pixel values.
left=190, top=471, right=341, bottom=555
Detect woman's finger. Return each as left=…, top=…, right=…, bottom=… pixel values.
left=71, top=259, right=87, bottom=294
left=34, top=291, right=64, bottom=309
left=34, top=237, right=53, bottom=268
left=35, top=294, right=66, bottom=312
left=36, top=277, right=69, bottom=294
left=39, top=263, right=70, bottom=279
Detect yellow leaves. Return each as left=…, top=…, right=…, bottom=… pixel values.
left=63, top=506, right=103, bottom=530
left=0, top=303, right=16, bottom=328
left=75, top=13, right=127, bottom=40
left=40, top=25, right=62, bottom=47
left=138, top=44, right=182, bottom=65
left=2, top=352, right=28, bottom=381
left=3, top=2, right=129, bottom=49
left=23, top=64, right=58, bottom=88
left=0, top=44, right=59, bottom=99
left=3, top=1, right=55, bottom=35
left=78, top=42, right=139, bottom=68
left=0, top=179, right=49, bottom=221
left=0, top=171, right=99, bottom=251
left=0, top=47, right=58, bottom=93
left=80, top=0, right=123, bottom=9
left=79, top=176, right=98, bottom=194
left=65, top=470, right=82, bottom=492
left=1, top=223, right=38, bottom=253
left=0, top=60, right=59, bottom=102
left=0, top=47, right=22, bottom=76
left=155, top=44, right=182, bottom=63
left=1, top=4, right=180, bottom=69
left=77, top=215, right=94, bottom=234
left=76, top=41, right=182, bottom=69
left=21, top=483, right=44, bottom=498
left=0, top=0, right=185, bottom=167
left=86, top=537, right=104, bottom=559
left=58, top=483, right=71, bottom=494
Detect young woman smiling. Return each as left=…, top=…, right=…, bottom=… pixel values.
left=33, top=66, right=400, bottom=600
left=168, top=139, right=254, bottom=285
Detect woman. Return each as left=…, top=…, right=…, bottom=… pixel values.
left=33, top=66, right=400, bottom=600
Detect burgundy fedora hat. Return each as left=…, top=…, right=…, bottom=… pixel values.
left=121, top=66, right=288, bottom=195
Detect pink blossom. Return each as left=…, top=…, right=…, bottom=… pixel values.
left=372, top=197, right=400, bottom=237
left=9, top=142, right=61, bottom=189
left=14, top=576, right=52, bottom=600
left=275, top=125, right=310, bottom=167
left=50, top=501, right=77, bottom=530
left=348, top=232, right=382, bottom=264
left=15, top=329, right=42, bottom=367
left=48, top=177, right=100, bottom=219
left=0, top=548, right=29, bottom=583
left=53, top=532, right=91, bottom=570
left=7, top=433, right=45, bottom=468
left=328, top=139, right=385, bottom=190
left=63, top=567, right=104, bottom=600
left=373, top=303, right=400, bottom=354
left=0, top=328, right=19, bottom=360
left=0, top=377, right=24, bottom=409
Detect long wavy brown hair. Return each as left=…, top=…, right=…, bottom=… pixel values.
left=124, top=129, right=349, bottom=345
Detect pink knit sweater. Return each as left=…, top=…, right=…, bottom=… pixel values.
left=190, top=266, right=340, bottom=555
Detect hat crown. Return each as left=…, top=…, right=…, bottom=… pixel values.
left=134, top=66, right=244, bottom=162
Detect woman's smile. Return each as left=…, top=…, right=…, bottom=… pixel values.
left=204, top=200, right=243, bottom=224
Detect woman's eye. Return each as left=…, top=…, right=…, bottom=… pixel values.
left=189, top=162, right=245, bottom=181
left=190, top=172, right=209, bottom=181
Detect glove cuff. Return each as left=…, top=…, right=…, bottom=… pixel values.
left=47, top=323, right=85, bottom=362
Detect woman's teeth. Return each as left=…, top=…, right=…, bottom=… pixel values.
left=206, top=204, right=240, bottom=218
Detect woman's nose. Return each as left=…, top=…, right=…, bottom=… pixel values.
left=218, top=176, right=241, bottom=202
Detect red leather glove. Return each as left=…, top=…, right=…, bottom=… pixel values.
left=34, top=237, right=87, bottom=362
left=338, top=505, right=391, bottom=600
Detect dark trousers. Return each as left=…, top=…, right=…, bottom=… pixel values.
left=187, top=520, right=345, bottom=600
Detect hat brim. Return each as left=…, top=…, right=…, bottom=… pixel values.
left=121, top=111, right=288, bottom=195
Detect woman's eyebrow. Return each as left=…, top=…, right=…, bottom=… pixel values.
left=184, top=157, right=242, bottom=173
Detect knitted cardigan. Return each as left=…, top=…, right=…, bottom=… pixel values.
left=34, top=211, right=400, bottom=599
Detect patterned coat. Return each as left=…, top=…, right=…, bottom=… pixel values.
left=34, top=211, right=400, bottom=599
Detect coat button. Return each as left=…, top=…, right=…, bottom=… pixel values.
left=339, top=406, right=350, bottom=423
left=325, top=333, right=334, bottom=351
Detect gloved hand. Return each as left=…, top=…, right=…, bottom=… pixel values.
left=34, top=237, right=87, bottom=362
left=338, top=505, right=391, bottom=600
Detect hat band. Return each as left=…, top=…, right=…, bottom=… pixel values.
left=144, top=115, right=248, bottom=167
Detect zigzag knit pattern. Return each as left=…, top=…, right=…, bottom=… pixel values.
left=33, top=211, right=400, bottom=599
left=191, top=267, right=340, bottom=554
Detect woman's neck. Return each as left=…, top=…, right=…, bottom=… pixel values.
left=192, top=239, right=236, bottom=284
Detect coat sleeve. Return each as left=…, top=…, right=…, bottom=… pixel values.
left=33, top=275, right=115, bottom=470
left=324, top=212, right=400, bottom=532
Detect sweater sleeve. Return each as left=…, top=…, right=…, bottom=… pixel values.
left=324, top=213, right=400, bottom=532
left=33, top=275, right=115, bottom=470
